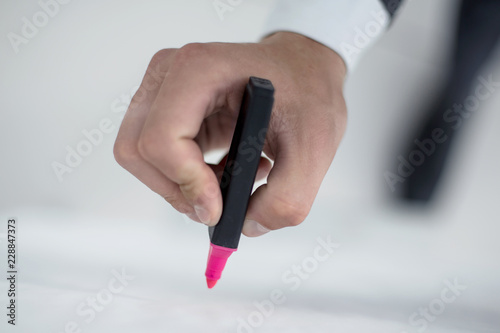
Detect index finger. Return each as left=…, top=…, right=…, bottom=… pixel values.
left=137, top=44, right=234, bottom=225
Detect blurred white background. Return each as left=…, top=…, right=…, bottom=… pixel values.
left=1, top=0, right=499, bottom=332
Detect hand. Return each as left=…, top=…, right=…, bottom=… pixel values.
left=114, top=32, right=347, bottom=236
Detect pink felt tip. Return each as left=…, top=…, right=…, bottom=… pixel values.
left=205, top=243, right=237, bottom=288
left=206, top=278, right=217, bottom=289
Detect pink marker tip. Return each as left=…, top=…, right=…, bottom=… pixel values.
left=206, top=278, right=217, bottom=289
left=205, top=243, right=237, bottom=289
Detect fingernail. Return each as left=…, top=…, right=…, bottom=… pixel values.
left=243, top=219, right=270, bottom=237
left=186, top=212, right=199, bottom=222
left=194, top=205, right=211, bottom=225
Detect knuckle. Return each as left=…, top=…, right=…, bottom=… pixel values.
left=149, top=49, right=170, bottom=68
left=113, top=139, right=140, bottom=167
left=137, top=131, right=164, bottom=161
left=177, top=162, right=203, bottom=189
left=178, top=43, right=205, bottom=57
left=269, top=195, right=310, bottom=227
left=172, top=43, right=208, bottom=67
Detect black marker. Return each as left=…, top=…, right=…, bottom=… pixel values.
left=205, top=77, right=274, bottom=288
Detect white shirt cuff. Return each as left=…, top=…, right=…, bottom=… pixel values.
left=261, top=0, right=390, bottom=72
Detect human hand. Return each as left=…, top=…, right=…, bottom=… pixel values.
left=113, top=32, right=347, bottom=237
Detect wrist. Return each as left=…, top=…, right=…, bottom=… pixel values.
left=260, top=31, right=346, bottom=82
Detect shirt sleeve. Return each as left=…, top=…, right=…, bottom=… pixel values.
left=261, top=0, right=401, bottom=72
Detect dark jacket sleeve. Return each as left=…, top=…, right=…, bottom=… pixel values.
left=380, top=0, right=404, bottom=18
